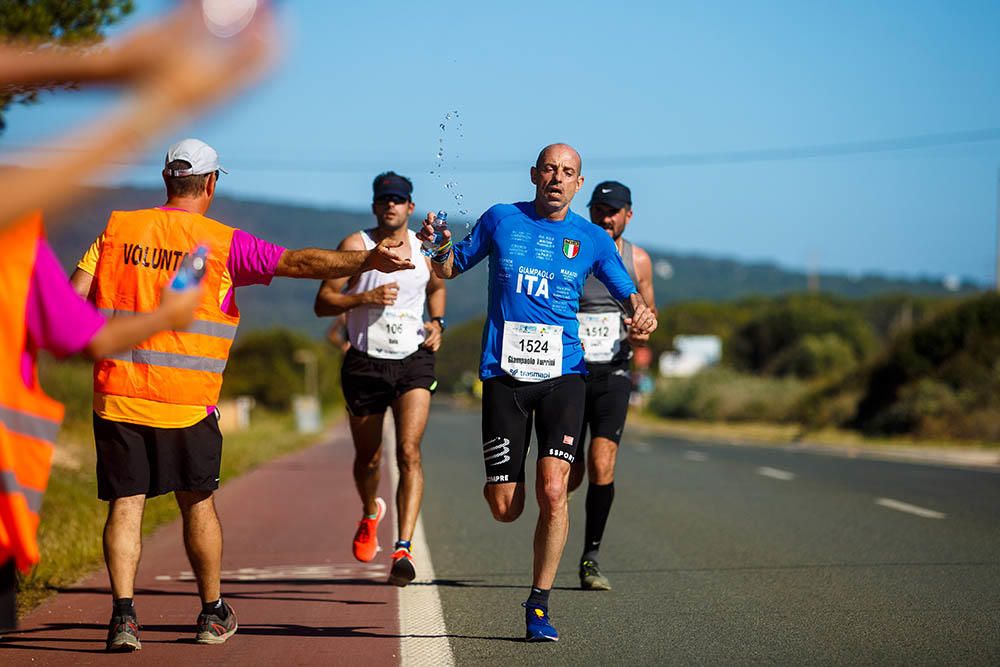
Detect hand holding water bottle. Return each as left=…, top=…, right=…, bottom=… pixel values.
left=159, top=245, right=208, bottom=330
left=417, top=211, right=452, bottom=260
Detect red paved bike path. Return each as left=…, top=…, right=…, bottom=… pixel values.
left=2, top=421, right=401, bottom=665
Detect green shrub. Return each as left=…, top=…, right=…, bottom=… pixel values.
left=222, top=328, right=342, bottom=410
left=728, top=294, right=876, bottom=378
left=647, top=368, right=807, bottom=422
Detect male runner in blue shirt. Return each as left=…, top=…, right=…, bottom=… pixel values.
left=417, top=143, right=657, bottom=642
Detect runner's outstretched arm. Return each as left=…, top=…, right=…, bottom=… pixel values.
left=277, top=239, right=414, bottom=280
left=416, top=212, right=459, bottom=279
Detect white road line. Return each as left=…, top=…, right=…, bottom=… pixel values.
left=875, top=497, right=946, bottom=520
left=632, top=441, right=652, bottom=453
left=683, top=451, right=708, bottom=462
left=385, top=413, right=455, bottom=667
left=756, top=466, right=796, bottom=481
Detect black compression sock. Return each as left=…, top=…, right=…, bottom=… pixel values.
left=202, top=598, right=228, bottom=619
left=113, top=597, right=136, bottom=618
left=583, top=481, right=615, bottom=559
left=526, top=587, right=550, bottom=609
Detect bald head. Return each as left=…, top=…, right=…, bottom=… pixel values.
left=535, top=143, right=582, bottom=173
left=531, top=143, right=585, bottom=220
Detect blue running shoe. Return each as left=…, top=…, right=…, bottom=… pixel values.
left=523, top=602, right=559, bottom=642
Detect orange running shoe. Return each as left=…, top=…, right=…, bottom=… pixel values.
left=352, top=497, right=386, bottom=562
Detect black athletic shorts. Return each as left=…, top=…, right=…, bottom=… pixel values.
left=341, top=347, right=437, bottom=417
left=480, top=374, right=585, bottom=484
left=94, top=411, right=223, bottom=500
left=579, top=360, right=632, bottom=445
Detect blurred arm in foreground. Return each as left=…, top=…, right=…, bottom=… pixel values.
left=0, top=1, right=278, bottom=232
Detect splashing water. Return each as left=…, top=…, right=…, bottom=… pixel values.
left=431, top=110, right=473, bottom=239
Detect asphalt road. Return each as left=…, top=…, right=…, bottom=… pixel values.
left=419, top=405, right=1000, bottom=665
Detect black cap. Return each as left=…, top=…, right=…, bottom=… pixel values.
left=588, top=180, right=631, bottom=209
left=373, top=172, right=413, bottom=201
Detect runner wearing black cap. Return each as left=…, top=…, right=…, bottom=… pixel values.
left=314, top=172, right=446, bottom=587
left=569, top=180, right=656, bottom=591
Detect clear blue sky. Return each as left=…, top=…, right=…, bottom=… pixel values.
left=3, top=0, right=1000, bottom=284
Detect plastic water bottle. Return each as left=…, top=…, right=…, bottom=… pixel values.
left=420, top=211, right=449, bottom=257
left=171, top=245, right=209, bottom=290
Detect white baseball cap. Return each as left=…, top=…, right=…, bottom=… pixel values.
left=163, top=138, right=228, bottom=177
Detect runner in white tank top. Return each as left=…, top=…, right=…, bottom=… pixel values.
left=313, top=172, right=446, bottom=588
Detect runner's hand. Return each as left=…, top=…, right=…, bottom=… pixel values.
left=624, top=293, right=657, bottom=335
left=416, top=211, right=452, bottom=246
left=366, top=282, right=399, bottom=306
left=628, top=329, right=651, bottom=345
left=159, top=283, right=203, bottom=329
left=364, top=239, right=415, bottom=273
left=421, top=320, right=443, bottom=352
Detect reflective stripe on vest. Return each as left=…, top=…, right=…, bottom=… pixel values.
left=0, top=405, right=61, bottom=444
left=103, top=348, right=228, bottom=374
left=0, top=470, right=43, bottom=514
left=97, top=308, right=238, bottom=340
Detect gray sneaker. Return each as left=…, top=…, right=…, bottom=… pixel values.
left=106, top=614, right=141, bottom=651
left=196, top=601, right=238, bottom=644
left=579, top=559, right=612, bottom=591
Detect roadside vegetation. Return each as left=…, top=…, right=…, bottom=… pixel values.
left=20, top=330, right=344, bottom=614
left=645, top=292, right=1000, bottom=443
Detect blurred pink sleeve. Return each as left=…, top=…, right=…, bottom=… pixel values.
left=23, top=239, right=105, bottom=384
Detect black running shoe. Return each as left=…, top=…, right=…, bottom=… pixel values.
left=106, top=614, right=141, bottom=651
left=388, top=548, right=416, bottom=587
left=579, top=559, right=611, bottom=591
left=196, top=601, right=238, bottom=644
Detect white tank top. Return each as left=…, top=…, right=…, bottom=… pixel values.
left=345, top=229, right=430, bottom=359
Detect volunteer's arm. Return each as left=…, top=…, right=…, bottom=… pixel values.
left=84, top=286, right=201, bottom=359
left=628, top=245, right=657, bottom=344
left=313, top=233, right=401, bottom=317
left=421, top=265, right=447, bottom=352
left=28, top=239, right=201, bottom=362
left=278, top=238, right=414, bottom=281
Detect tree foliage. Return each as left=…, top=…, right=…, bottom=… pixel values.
left=727, top=294, right=877, bottom=378
left=0, top=0, right=134, bottom=129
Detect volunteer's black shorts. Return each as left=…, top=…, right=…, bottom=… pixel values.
left=94, top=412, right=222, bottom=500
left=580, top=361, right=633, bottom=445
left=341, top=347, right=437, bottom=417
left=480, top=374, right=585, bottom=484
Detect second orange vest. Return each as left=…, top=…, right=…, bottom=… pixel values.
left=0, top=212, right=65, bottom=572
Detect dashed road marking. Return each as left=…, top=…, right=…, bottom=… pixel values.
left=632, top=441, right=652, bottom=452
left=683, top=451, right=708, bottom=462
left=756, top=466, right=796, bottom=481
left=875, top=497, right=946, bottom=520
left=386, top=413, right=455, bottom=667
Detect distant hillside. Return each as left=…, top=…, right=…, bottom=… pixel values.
left=46, top=185, right=982, bottom=339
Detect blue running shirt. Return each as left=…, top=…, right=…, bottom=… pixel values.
left=453, top=202, right=637, bottom=380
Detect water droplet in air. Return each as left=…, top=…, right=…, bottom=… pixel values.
left=439, top=123, right=445, bottom=131
left=459, top=209, right=469, bottom=215
left=445, top=112, right=452, bottom=120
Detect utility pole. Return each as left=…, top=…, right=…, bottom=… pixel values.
left=996, top=167, right=1000, bottom=292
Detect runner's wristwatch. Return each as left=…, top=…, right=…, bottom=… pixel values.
left=431, top=316, right=446, bottom=331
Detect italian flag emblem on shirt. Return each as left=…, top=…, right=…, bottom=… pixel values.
left=562, top=238, right=580, bottom=259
